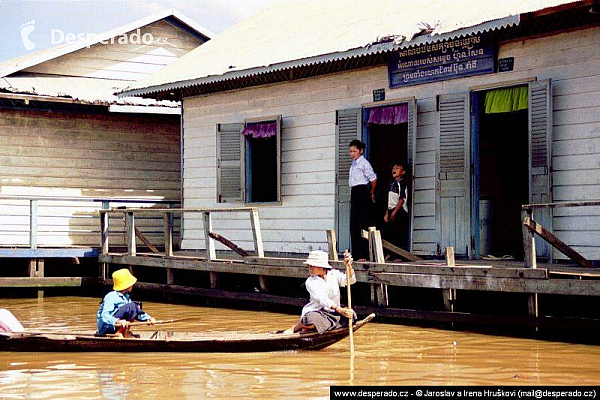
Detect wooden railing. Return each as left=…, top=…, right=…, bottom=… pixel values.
left=521, top=200, right=600, bottom=269
left=0, top=195, right=179, bottom=257
left=98, top=207, right=264, bottom=260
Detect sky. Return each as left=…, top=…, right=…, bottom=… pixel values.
left=0, top=0, right=292, bottom=63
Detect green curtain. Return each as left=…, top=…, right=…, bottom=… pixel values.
left=484, top=86, right=528, bottom=114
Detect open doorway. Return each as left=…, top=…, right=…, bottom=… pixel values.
left=367, top=119, right=408, bottom=230
left=477, top=86, right=529, bottom=259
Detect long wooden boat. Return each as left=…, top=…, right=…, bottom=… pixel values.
left=0, top=313, right=374, bottom=352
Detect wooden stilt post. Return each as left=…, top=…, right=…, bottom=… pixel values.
left=443, top=247, right=457, bottom=312
left=326, top=229, right=339, bottom=261
left=28, top=258, right=44, bottom=278
left=28, top=258, right=44, bottom=299
left=166, top=268, right=175, bottom=285
left=367, top=227, right=387, bottom=306
left=164, top=211, right=174, bottom=285
left=37, top=258, right=44, bottom=278
left=28, top=259, right=36, bottom=277
left=99, top=202, right=110, bottom=279
left=521, top=208, right=538, bottom=319
left=100, top=208, right=109, bottom=280
left=209, top=271, right=219, bottom=289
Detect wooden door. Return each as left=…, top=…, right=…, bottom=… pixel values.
left=335, top=108, right=361, bottom=253
left=528, top=79, right=553, bottom=260
left=437, top=93, right=471, bottom=256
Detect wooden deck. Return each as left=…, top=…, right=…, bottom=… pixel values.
left=2, top=205, right=600, bottom=333
left=96, top=251, right=600, bottom=297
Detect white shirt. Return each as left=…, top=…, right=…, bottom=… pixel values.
left=387, top=178, right=408, bottom=212
left=349, top=155, right=377, bottom=187
left=301, top=269, right=357, bottom=317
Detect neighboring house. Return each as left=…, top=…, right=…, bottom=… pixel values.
left=0, top=9, right=211, bottom=256
left=121, top=0, right=600, bottom=261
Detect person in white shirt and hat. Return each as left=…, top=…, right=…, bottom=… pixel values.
left=285, top=250, right=357, bottom=334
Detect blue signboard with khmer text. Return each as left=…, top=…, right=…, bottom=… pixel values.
left=388, top=35, right=496, bottom=88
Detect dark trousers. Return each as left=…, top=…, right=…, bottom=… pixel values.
left=383, top=208, right=409, bottom=252
left=113, top=302, right=143, bottom=321
left=350, top=185, right=373, bottom=260
left=104, top=302, right=143, bottom=334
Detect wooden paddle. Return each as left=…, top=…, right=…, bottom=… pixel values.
left=20, top=317, right=195, bottom=336
left=344, top=249, right=354, bottom=357
left=114, top=317, right=194, bottom=327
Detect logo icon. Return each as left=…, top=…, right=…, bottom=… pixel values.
left=20, top=20, right=36, bottom=50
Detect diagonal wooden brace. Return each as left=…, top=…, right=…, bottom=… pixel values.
left=523, top=217, right=594, bottom=268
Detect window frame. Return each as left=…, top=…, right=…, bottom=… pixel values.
left=242, top=115, right=282, bottom=205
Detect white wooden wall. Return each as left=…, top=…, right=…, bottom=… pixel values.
left=182, top=25, right=600, bottom=259
left=501, top=26, right=600, bottom=260
left=23, top=21, right=204, bottom=81
left=0, top=109, right=181, bottom=247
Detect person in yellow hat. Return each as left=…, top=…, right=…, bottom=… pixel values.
left=96, top=268, right=155, bottom=337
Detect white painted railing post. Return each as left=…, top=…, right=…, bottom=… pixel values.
left=326, top=229, right=339, bottom=261
left=164, top=212, right=173, bottom=257
left=443, top=247, right=457, bottom=312
left=203, top=211, right=216, bottom=261
left=125, top=211, right=136, bottom=256
left=29, top=199, right=38, bottom=250
left=250, top=208, right=264, bottom=257
left=521, top=208, right=538, bottom=319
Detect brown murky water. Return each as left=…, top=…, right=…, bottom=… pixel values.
left=1, top=297, right=600, bottom=398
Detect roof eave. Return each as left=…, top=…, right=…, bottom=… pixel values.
left=120, top=15, right=520, bottom=99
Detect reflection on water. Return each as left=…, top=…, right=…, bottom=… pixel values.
left=1, top=297, right=600, bottom=398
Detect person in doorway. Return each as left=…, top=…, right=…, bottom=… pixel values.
left=383, top=162, right=409, bottom=259
left=97, top=268, right=155, bottom=338
left=285, top=250, right=356, bottom=334
left=349, top=139, right=377, bottom=261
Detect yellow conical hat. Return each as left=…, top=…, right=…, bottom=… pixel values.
left=112, top=268, right=137, bottom=291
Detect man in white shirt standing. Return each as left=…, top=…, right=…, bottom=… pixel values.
left=348, top=139, right=377, bottom=261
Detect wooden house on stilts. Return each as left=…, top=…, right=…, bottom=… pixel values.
left=121, top=0, right=600, bottom=264
left=0, top=10, right=211, bottom=273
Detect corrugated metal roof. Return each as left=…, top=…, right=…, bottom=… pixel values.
left=0, top=76, right=178, bottom=107
left=120, top=0, right=584, bottom=97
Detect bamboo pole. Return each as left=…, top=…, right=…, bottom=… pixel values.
left=344, top=249, right=354, bottom=357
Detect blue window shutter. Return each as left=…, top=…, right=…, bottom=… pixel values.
left=217, top=123, right=244, bottom=203
left=335, top=108, right=362, bottom=253
left=528, top=79, right=553, bottom=260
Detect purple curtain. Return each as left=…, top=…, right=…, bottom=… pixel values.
left=367, top=104, right=408, bottom=125
left=242, top=121, right=277, bottom=139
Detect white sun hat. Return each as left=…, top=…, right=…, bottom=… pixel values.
left=303, top=250, right=332, bottom=269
